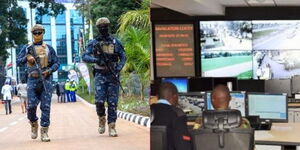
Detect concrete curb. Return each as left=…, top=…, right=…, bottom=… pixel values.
left=76, top=95, right=150, bottom=128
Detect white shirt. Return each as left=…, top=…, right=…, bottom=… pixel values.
left=17, top=83, right=27, bottom=97
left=157, top=99, right=171, bottom=105
left=1, top=84, right=13, bottom=100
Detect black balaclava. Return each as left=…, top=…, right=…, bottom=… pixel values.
left=98, top=24, right=109, bottom=38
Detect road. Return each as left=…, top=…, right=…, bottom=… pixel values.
left=253, top=28, right=300, bottom=50
left=203, top=61, right=252, bottom=77
left=0, top=97, right=149, bottom=150
left=206, top=35, right=252, bottom=51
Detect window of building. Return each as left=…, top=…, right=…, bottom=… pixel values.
left=56, top=12, right=66, bottom=24
left=58, top=57, right=68, bottom=64
left=44, top=40, right=52, bottom=46
left=70, top=10, right=83, bottom=24
left=56, top=25, right=66, bottom=40
left=56, top=25, right=67, bottom=57
left=43, top=25, right=51, bottom=40
left=35, top=10, right=51, bottom=24
left=70, top=10, right=84, bottom=63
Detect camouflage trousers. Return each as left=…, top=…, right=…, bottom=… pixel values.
left=95, top=72, right=120, bottom=124
left=27, top=78, right=53, bottom=127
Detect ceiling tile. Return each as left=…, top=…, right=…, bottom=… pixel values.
left=247, top=0, right=275, bottom=6
left=214, top=0, right=248, bottom=6
left=275, top=0, right=300, bottom=6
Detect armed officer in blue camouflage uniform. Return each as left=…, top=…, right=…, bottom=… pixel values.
left=17, top=24, right=59, bottom=142
left=82, top=17, right=126, bottom=137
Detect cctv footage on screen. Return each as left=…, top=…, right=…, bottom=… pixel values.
left=200, top=20, right=300, bottom=80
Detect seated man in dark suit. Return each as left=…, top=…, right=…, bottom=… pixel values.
left=151, top=82, right=192, bottom=150
left=194, top=84, right=251, bottom=129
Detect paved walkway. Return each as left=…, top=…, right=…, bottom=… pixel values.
left=0, top=97, right=149, bottom=150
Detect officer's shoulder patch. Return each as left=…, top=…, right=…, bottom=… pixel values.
left=182, top=135, right=191, bottom=141
left=172, top=107, right=185, bottom=117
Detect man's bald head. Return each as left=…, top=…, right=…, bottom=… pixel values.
left=158, top=82, right=178, bottom=106
left=211, top=84, right=231, bottom=110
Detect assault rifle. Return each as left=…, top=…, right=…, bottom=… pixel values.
left=27, top=45, right=48, bottom=93
left=94, top=42, right=125, bottom=94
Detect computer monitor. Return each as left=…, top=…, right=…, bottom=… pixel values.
left=264, top=79, right=292, bottom=97
left=162, top=78, right=188, bottom=93
left=247, top=93, right=288, bottom=122
left=178, top=92, right=206, bottom=115
left=188, top=77, right=213, bottom=92
left=205, top=91, right=246, bottom=116
left=237, top=79, right=265, bottom=92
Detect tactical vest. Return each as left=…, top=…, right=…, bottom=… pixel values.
left=27, top=42, right=49, bottom=68
left=93, top=39, right=118, bottom=67
left=101, top=40, right=115, bottom=54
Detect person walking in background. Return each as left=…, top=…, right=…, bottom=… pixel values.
left=59, top=81, right=66, bottom=103
left=17, top=80, right=28, bottom=113
left=69, top=80, right=77, bottom=102
left=1, top=81, right=13, bottom=115
left=55, top=82, right=61, bottom=103
left=64, top=80, right=71, bottom=102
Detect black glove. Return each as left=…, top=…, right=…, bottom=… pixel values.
left=94, top=42, right=103, bottom=54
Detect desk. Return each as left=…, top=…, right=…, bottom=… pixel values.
left=289, top=103, right=300, bottom=108
left=255, top=123, right=300, bottom=149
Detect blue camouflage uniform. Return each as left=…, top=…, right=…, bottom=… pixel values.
left=82, top=36, right=126, bottom=124
left=17, top=42, right=59, bottom=127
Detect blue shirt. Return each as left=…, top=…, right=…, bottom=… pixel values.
left=157, top=99, right=171, bottom=105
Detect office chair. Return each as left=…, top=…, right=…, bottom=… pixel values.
left=150, top=125, right=167, bottom=150
left=191, top=109, right=254, bottom=150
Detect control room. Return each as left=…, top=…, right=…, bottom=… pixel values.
left=150, top=1, right=300, bottom=150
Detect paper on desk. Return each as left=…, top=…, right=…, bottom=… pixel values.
left=255, top=131, right=274, bottom=139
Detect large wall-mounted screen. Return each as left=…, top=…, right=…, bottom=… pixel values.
left=253, top=50, right=300, bottom=79
left=154, top=24, right=195, bottom=77
left=200, top=20, right=300, bottom=79
left=201, top=51, right=253, bottom=79
left=252, top=20, right=300, bottom=50
left=200, top=21, right=252, bottom=51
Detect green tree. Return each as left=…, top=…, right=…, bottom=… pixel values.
left=117, top=0, right=150, bottom=101
left=119, top=27, right=150, bottom=100
left=0, top=0, right=27, bottom=67
left=28, top=0, right=65, bottom=22
left=75, top=0, right=141, bottom=34
left=118, top=0, right=150, bottom=33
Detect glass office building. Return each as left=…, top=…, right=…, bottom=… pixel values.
left=10, top=1, right=86, bottom=82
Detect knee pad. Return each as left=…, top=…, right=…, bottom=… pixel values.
left=27, top=106, right=37, bottom=119
left=95, top=102, right=105, bottom=116
left=96, top=102, right=105, bottom=109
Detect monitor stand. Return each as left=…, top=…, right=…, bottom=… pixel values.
left=246, top=116, right=272, bottom=130
left=257, top=120, right=272, bottom=130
